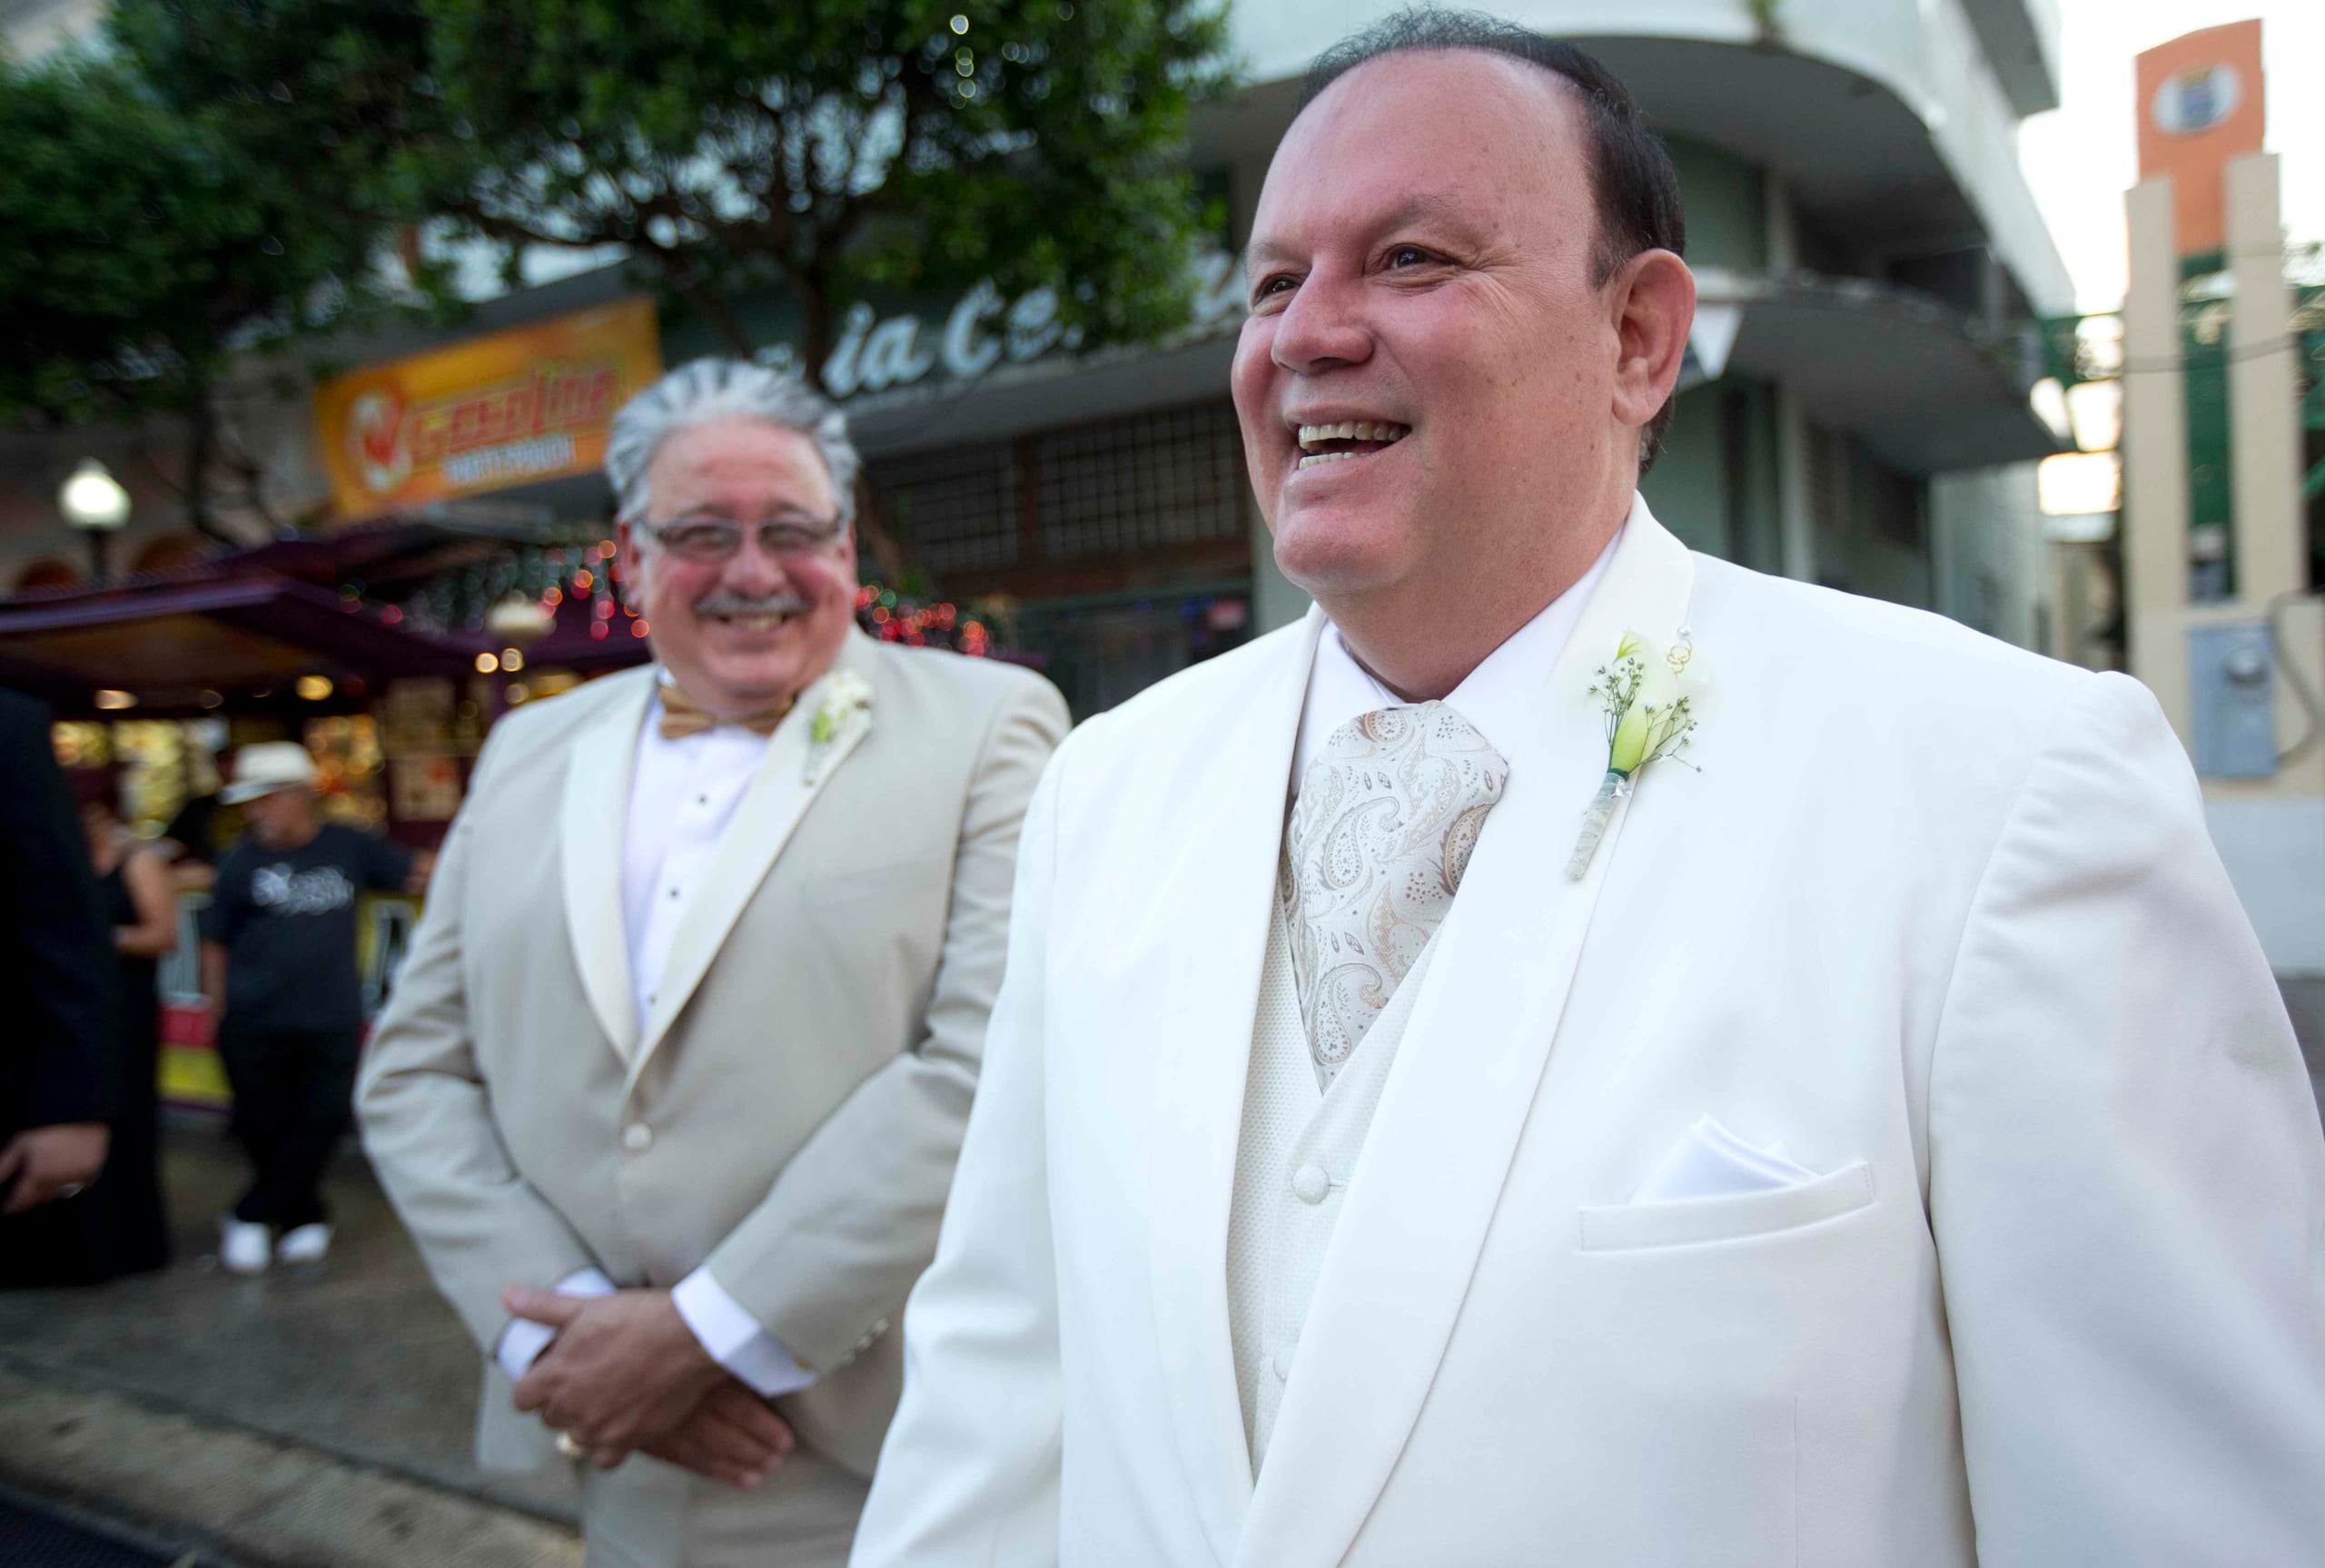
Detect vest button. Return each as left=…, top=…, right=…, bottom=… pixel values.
left=1271, top=1345, right=1293, bottom=1380
left=621, top=1122, right=653, bottom=1153
left=1291, top=1163, right=1330, bottom=1204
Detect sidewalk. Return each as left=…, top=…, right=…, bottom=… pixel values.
left=0, top=1121, right=579, bottom=1567
left=3, top=991, right=2318, bottom=1564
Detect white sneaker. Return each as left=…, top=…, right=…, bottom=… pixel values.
left=220, top=1218, right=272, bottom=1275
left=275, top=1223, right=332, bottom=1265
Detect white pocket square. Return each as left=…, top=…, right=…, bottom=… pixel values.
left=1633, top=1115, right=1820, bottom=1203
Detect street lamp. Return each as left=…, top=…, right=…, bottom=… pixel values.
left=59, top=459, right=131, bottom=583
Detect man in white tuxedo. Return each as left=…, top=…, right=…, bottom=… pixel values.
left=358, top=360, right=1067, bottom=1567
left=852, top=13, right=2325, bottom=1567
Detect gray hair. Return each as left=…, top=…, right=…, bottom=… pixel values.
left=604, top=358, right=861, bottom=528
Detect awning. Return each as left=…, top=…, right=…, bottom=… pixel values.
left=0, top=574, right=473, bottom=709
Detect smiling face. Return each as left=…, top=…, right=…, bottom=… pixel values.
left=1233, top=48, right=1691, bottom=692
left=620, top=416, right=859, bottom=715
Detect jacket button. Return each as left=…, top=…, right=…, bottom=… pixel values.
left=621, top=1123, right=653, bottom=1152
left=1291, top=1163, right=1330, bottom=1204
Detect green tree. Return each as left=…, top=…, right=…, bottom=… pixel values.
left=116, top=0, right=1235, bottom=390
left=0, top=48, right=439, bottom=536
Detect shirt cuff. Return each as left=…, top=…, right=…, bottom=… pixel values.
left=671, top=1268, right=818, bottom=1398
left=493, top=1267, right=616, bottom=1382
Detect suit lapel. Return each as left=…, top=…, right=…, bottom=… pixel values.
left=621, top=634, right=878, bottom=1096
left=560, top=669, right=654, bottom=1061
left=1146, top=608, right=1326, bottom=1566
left=1237, top=507, right=1697, bottom=1568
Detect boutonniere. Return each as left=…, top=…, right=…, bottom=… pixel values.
left=804, top=669, right=875, bottom=784
left=1567, top=628, right=1702, bottom=880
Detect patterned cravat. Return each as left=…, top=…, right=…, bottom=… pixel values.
left=1278, top=703, right=1508, bottom=1089
left=658, top=683, right=793, bottom=741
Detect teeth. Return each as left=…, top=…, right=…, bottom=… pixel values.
left=1297, top=451, right=1360, bottom=469
left=1295, top=420, right=1410, bottom=452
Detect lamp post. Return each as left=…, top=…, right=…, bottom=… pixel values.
left=59, top=459, right=131, bottom=583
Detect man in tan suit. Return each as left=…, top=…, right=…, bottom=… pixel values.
left=358, top=359, right=1068, bottom=1567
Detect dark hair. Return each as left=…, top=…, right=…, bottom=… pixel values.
left=1301, top=7, right=1689, bottom=470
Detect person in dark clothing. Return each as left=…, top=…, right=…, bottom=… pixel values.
left=0, top=689, right=121, bottom=1287
left=199, top=742, right=420, bottom=1273
left=65, top=766, right=176, bottom=1277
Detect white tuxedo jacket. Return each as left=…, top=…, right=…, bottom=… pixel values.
left=853, top=509, right=2325, bottom=1567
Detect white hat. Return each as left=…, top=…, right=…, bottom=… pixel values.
left=221, top=742, right=320, bottom=804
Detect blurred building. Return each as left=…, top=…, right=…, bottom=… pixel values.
left=2109, top=21, right=2323, bottom=974
left=5, top=0, right=2075, bottom=725
left=710, top=0, right=2083, bottom=711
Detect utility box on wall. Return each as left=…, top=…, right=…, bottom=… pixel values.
left=2189, top=624, right=2278, bottom=778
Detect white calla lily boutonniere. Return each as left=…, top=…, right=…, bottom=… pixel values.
left=804, top=669, right=875, bottom=784
left=1567, top=628, right=1704, bottom=879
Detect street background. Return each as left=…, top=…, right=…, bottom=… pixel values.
left=4, top=0, right=2320, bottom=1561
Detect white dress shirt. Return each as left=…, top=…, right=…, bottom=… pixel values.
left=497, top=679, right=815, bottom=1398
left=1291, top=527, right=1620, bottom=794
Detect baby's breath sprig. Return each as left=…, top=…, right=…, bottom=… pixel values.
left=1568, top=630, right=1703, bottom=880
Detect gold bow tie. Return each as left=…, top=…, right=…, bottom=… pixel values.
left=658, top=684, right=794, bottom=741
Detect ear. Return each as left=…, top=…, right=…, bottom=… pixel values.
left=1608, top=249, right=1697, bottom=438
left=616, top=517, right=649, bottom=606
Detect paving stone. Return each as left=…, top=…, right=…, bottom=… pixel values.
left=0, top=1366, right=580, bottom=1568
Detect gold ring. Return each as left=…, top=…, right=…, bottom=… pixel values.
left=555, top=1431, right=587, bottom=1460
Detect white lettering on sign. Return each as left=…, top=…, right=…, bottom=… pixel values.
left=862, top=313, right=938, bottom=390
left=770, top=249, right=1247, bottom=401
left=440, top=432, right=578, bottom=488
left=942, top=280, right=1005, bottom=379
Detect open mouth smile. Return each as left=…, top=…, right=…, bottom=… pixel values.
left=1295, top=420, right=1410, bottom=470
left=699, top=606, right=806, bottom=633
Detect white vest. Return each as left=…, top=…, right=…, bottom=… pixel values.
left=1227, top=902, right=1440, bottom=1473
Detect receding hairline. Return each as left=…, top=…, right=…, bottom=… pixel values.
left=1295, top=41, right=1593, bottom=145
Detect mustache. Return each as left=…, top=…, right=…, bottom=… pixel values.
left=691, top=590, right=813, bottom=617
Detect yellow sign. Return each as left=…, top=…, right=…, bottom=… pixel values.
left=314, top=298, right=662, bottom=521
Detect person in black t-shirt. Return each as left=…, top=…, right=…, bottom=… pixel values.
left=199, top=742, right=423, bottom=1273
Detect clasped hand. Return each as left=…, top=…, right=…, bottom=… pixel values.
left=0, top=1122, right=108, bottom=1214
left=506, top=1286, right=794, bottom=1489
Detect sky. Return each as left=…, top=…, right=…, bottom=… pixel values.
left=2019, top=0, right=2323, bottom=312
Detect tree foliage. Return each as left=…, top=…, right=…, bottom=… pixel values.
left=0, top=44, right=442, bottom=531
left=117, top=0, right=1235, bottom=385
left=0, top=54, right=365, bottom=416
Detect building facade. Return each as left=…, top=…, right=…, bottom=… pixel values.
left=5, top=0, right=2076, bottom=723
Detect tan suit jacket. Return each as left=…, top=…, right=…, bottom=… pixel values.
left=358, top=630, right=1066, bottom=1562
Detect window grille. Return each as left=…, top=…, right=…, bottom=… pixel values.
left=870, top=440, right=1020, bottom=576
left=1034, top=401, right=1247, bottom=559
left=1866, top=461, right=1925, bottom=551
left=1806, top=421, right=1851, bottom=537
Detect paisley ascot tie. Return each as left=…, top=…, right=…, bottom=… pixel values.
left=658, top=683, right=793, bottom=741
left=1278, top=703, right=1508, bottom=1089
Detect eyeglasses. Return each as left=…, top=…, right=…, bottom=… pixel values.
left=639, top=512, right=848, bottom=563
